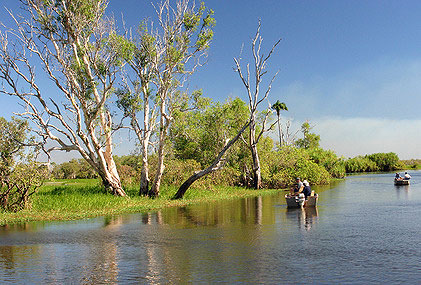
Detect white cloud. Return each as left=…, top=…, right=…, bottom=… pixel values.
left=277, top=58, right=421, bottom=121
left=269, top=58, right=421, bottom=159
left=313, top=117, right=421, bottom=159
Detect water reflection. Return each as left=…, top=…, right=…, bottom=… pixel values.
left=395, top=185, right=411, bottom=199
left=286, top=207, right=319, bottom=231
left=2, top=173, right=421, bottom=283
left=143, top=195, right=270, bottom=227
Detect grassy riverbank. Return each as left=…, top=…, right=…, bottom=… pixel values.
left=0, top=179, right=282, bottom=226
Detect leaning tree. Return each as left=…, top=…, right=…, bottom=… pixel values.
left=0, top=0, right=126, bottom=196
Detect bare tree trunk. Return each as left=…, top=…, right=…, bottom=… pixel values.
left=249, top=120, right=262, bottom=189
left=150, top=139, right=165, bottom=198
left=150, top=103, right=168, bottom=198
left=277, top=115, right=283, bottom=147
left=139, top=94, right=152, bottom=196
left=102, top=134, right=126, bottom=196
left=173, top=120, right=250, bottom=199
left=139, top=154, right=150, bottom=196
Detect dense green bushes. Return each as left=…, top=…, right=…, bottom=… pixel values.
left=399, top=159, right=421, bottom=170
left=260, top=146, right=331, bottom=188
left=344, top=152, right=399, bottom=173
left=50, top=149, right=402, bottom=190
left=366, top=152, right=399, bottom=171
left=306, top=148, right=345, bottom=178
left=345, top=156, right=378, bottom=173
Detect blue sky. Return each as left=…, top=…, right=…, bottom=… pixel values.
left=1, top=0, right=421, bottom=160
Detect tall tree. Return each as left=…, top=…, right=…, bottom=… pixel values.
left=271, top=100, right=288, bottom=147
left=234, top=21, right=281, bottom=189
left=0, top=0, right=126, bottom=196
left=117, top=0, right=215, bottom=198
left=295, top=121, right=320, bottom=149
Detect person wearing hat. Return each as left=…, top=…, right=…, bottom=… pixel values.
left=302, top=180, right=311, bottom=198
left=291, top=177, right=304, bottom=195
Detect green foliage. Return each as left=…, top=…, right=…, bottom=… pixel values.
left=306, top=147, right=345, bottom=178
left=115, top=86, right=144, bottom=117
left=260, top=146, right=330, bottom=188
left=0, top=117, right=47, bottom=212
left=170, top=97, right=249, bottom=168
left=295, top=121, right=320, bottom=149
left=52, top=159, right=98, bottom=179
left=0, top=117, right=29, bottom=175
left=344, top=156, right=379, bottom=173
left=365, top=152, right=399, bottom=172
left=109, top=33, right=137, bottom=64
left=271, top=100, right=288, bottom=116
left=37, top=0, right=107, bottom=36
left=162, top=159, right=201, bottom=186
left=398, top=159, right=421, bottom=170
left=1, top=162, right=48, bottom=212
left=343, top=152, right=400, bottom=173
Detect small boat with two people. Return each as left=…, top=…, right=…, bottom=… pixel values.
left=285, top=177, right=318, bottom=208
left=394, top=171, right=411, bottom=186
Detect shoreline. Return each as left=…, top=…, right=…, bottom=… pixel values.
left=0, top=180, right=284, bottom=226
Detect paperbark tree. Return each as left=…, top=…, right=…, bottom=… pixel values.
left=0, top=0, right=126, bottom=196
left=116, top=0, right=215, bottom=198
left=234, top=21, right=281, bottom=189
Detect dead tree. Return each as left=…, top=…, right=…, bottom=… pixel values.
left=234, top=21, right=281, bottom=189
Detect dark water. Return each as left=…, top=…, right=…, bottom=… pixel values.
left=1, top=172, right=421, bottom=284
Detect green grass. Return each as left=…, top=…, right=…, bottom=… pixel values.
left=0, top=179, right=283, bottom=225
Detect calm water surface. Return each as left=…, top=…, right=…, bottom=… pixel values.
left=1, top=172, right=421, bottom=283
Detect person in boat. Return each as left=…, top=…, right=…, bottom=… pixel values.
left=302, top=180, right=311, bottom=198
left=290, top=177, right=304, bottom=195
left=395, top=173, right=402, bottom=181
left=403, top=172, right=411, bottom=180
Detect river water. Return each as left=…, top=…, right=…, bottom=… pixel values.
left=1, top=172, right=421, bottom=283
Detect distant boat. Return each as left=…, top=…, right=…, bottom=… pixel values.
left=394, top=179, right=410, bottom=186
left=285, top=193, right=318, bottom=208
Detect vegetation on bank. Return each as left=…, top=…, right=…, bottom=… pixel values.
left=0, top=0, right=413, bottom=225
left=399, top=159, right=421, bottom=170
left=0, top=180, right=281, bottom=225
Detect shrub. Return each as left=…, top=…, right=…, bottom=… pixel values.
left=1, top=162, right=48, bottom=212
left=306, top=147, right=345, bottom=178
left=345, top=156, right=378, bottom=173
left=261, top=146, right=330, bottom=188
left=365, top=152, right=399, bottom=172
left=161, top=159, right=202, bottom=186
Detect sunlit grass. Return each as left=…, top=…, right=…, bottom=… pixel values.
left=0, top=179, right=282, bottom=225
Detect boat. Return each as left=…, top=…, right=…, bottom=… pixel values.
left=285, top=193, right=318, bottom=208
left=394, top=179, right=410, bottom=186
